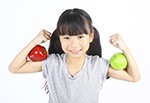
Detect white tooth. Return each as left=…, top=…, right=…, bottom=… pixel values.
left=71, top=49, right=81, bottom=53
left=72, top=50, right=77, bottom=52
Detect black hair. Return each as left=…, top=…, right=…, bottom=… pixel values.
left=48, top=8, right=102, bottom=57
left=43, top=9, right=103, bottom=94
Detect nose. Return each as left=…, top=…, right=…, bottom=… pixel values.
left=70, top=38, right=79, bottom=48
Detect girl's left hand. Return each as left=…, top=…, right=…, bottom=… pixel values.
left=109, top=33, right=128, bottom=51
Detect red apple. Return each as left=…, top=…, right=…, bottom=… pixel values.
left=28, top=45, right=47, bottom=61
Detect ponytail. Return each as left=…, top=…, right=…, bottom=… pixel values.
left=48, top=29, right=64, bottom=55
left=86, top=26, right=102, bottom=57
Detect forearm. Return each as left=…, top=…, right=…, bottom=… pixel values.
left=122, top=47, right=140, bottom=82
left=9, top=41, right=36, bottom=73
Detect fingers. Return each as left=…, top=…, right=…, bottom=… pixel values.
left=44, top=30, right=51, bottom=37
left=33, top=29, right=52, bottom=45
left=109, top=33, right=120, bottom=41
left=109, top=33, right=127, bottom=51
left=37, top=29, right=51, bottom=44
left=109, top=33, right=120, bottom=42
left=43, top=29, right=51, bottom=40
left=109, top=33, right=120, bottom=47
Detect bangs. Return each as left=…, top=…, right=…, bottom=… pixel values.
left=57, top=13, right=90, bottom=36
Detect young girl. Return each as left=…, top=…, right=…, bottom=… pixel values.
left=9, top=8, right=140, bottom=103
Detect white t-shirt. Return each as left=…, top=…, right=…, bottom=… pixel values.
left=42, top=53, right=109, bottom=103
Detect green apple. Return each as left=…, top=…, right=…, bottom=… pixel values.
left=110, top=53, right=127, bottom=70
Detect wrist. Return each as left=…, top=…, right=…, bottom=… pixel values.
left=122, top=46, right=130, bottom=54
left=31, top=38, right=39, bottom=46
left=27, top=40, right=37, bottom=52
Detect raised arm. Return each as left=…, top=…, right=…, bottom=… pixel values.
left=8, top=29, right=51, bottom=73
left=107, top=33, right=140, bottom=82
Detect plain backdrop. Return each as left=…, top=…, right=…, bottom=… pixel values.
left=0, top=0, right=150, bottom=103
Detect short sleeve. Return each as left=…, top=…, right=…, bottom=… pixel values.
left=99, top=58, right=110, bottom=83
left=42, top=58, right=47, bottom=78
left=42, top=55, right=52, bottom=79
left=41, top=54, right=63, bottom=79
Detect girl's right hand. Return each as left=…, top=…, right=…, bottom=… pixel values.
left=32, top=29, right=51, bottom=45
left=9, top=29, right=51, bottom=74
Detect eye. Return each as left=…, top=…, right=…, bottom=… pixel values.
left=78, top=36, right=84, bottom=39
left=64, top=37, right=70, bottom=40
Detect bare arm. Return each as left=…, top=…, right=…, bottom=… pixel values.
left=8, top=29, right=51, bottom=73
left=107, top=33, right=140, bottom=82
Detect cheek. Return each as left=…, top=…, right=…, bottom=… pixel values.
left=60, top=40, right=68, bottom=51
left=81, top=40, right=90, bottom=49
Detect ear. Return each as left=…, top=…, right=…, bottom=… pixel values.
left=89, top=30, right=94, bottom=43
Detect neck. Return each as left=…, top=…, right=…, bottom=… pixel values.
left=66, top=54, right=86, bottom=65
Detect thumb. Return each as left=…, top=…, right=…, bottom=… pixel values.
left=109, top=38, right=119, bottom=48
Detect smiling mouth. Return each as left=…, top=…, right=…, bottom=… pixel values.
left=69, top=49, right=82, bottom=55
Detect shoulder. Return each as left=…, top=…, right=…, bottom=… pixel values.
left=42, top=53, right=66, bottom=75
left=86, top=55, right=110, bottom=78
left=86, top=55, right=109, bottom=72
left=45, top=53, right=65, bottom=60
left=86, top=55, right=109, bottom=64
left=42, top=53, right=65, bottom=64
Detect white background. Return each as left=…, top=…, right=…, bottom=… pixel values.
left=0, top=0, right=150, bottom=103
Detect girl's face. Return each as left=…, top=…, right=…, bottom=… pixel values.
left=59, top=31, right=94, bottom=58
